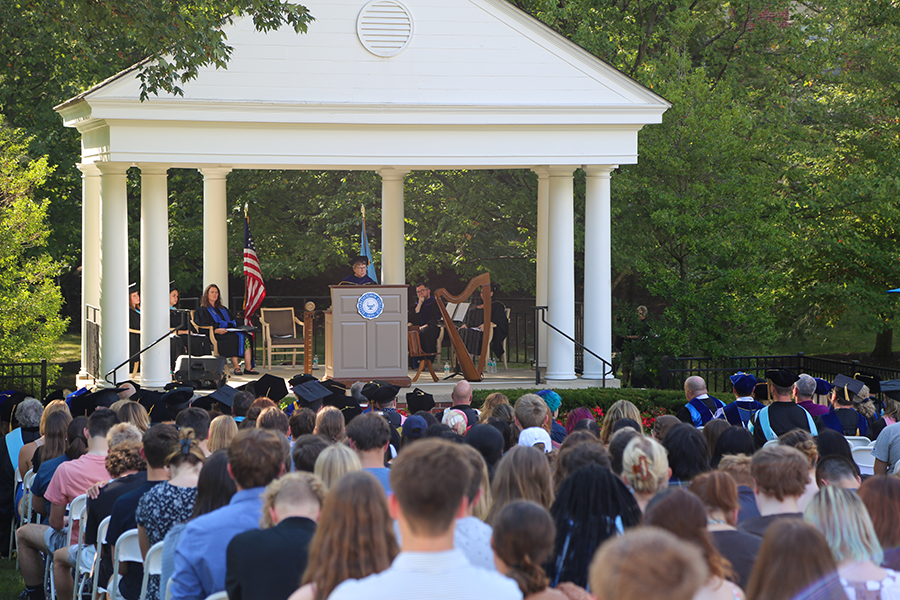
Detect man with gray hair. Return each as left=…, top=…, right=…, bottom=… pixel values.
left=794, top=373, right=829, bottom=417
left=676, top=376, right=725, bottom=427
left=0, top=397, right=42, bottom=553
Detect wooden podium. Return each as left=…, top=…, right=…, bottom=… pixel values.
left=324, top=285, right=411, bottom=387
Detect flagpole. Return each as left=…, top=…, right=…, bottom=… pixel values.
left=243, top=205, right=249, bottom=314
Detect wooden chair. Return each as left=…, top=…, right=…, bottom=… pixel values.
left=259, top=307, right=305, bottom=368
left=409, top=325, right=438, bottom=382
left=190, top=310, right=219, bottom=356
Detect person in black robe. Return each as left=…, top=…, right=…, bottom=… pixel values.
left=409, top=283, right=441, bottom=364
left=339, top=255, right=376, bottom=285
left=460, top=284, right=509, bottom=360
left=195, top=283, right=258, bottom=375
left=128, top=283, right=141, bottom=370
left=169, top=285, right=212, bottom=369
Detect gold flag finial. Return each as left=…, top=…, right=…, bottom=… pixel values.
left=361, top=204, right=366, bottom=218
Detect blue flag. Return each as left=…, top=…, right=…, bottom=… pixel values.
left=361, top=217, right=378, bottom=283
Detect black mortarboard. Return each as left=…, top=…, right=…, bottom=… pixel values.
left=169, top=280, right=177, bottom=292
left=129, top=282, right=139, bottom=293
left=44, top=389, right=66, bottom=403
left=833, top=374, right=865, bottom=402
left=881, top=380, right=900, bottom=401
left=207, top=385, right=237, bottom=408
left=765, top=368, right=799, bottom=388
left=366, top=384, right=401, bottom=405
left=754, top=381, right=770, bottom=402
left=322, top=381, right=363, bottom=423
left=406, top=388, right=436, bottom=414
left=288, top=374, right=317, bottom=388
left=71, top=387, right=127, bottom=417
left=293, top=380, right=331, bottom=410
left=854, top=373, right=881, bottom=394
left=138, top=390, right=167, bottom=423
left=161, top=387, right=194, bottom=419
left=253, top=374, right=289, bottom=402
left=350, top=255, right=369, bottom=266
left=0, top=391, right=27, bottom=422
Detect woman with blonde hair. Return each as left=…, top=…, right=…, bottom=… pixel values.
left=207, top=415, right=238, bottom=453
left=485, top=445, right=554, bottom=526
left=314, top=406, right=345, bottom=443
left=600, top=400, right=642, bottom=445
left=19, top=399, right=69, bottom=475
left=478, top=392, right=510, bottom=423
left=116, top=401, right=150, bottom=432
left=290, top=471, right=399, bottom=600
left=314, top=444, right=362, bottom=490
left=805, top=485, right=900, bottom=598
left=620, top=436, right=669, bottom=512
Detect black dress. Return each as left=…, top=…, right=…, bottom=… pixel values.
left=129, top=308, right=141, bottom=368
left=196, top=306, right=245, bottom=359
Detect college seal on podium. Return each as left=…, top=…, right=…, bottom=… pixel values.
left=357, top=292, right=384, bottom=320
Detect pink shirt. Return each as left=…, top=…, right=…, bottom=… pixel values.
left=45, top=453, right=110, bottom=543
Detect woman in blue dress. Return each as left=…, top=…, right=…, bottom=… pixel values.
left=195, top=284, right=258, bottom=375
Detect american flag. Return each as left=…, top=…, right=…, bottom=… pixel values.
left=243, top=215, right=266, bottom=321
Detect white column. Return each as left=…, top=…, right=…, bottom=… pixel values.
left=139, top=165, right=171, bottom=388
left=97, top=163, right=131, bottom=385
left=583, top=166, right=617, bottom=379
left=201, top=167, right=232, bottom=304
left=533, top=167, right=550, bottom=369
left=77, top=163, right=101, bottom=379
left=546, top=166, right=577, bottom=380
left=379, top=168, right=409, bottom=285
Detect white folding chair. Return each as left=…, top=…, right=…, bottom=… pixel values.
left=763, top=438, right=780, bottom=448
left=21, top=469, right=37, bottom=525
left=852, top=445, right=876, bottom=476
left=69, top=494, right=90, bottom=600
left=139, top=541, right=165, bottom=600
left=90, top=516, right=112, bottom=600
left=845, top=436, right=872, bottom=449
left=165, top=578, right=173, bottom=600
left=110, top=529, right=143, bottom=600
left=204, top=592, right=228, bottom=600
left=8, top=467, right=20, bottom=560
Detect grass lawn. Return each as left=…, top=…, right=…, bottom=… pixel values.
left=0, top=557, right=24, bottom=600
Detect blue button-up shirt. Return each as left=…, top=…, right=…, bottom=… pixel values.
left=169, top=487, right=264, bottom=600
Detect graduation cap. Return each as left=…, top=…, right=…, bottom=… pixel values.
left=293, top=380, right=331, bottom=411
left=754, top=381, right=770, bottom=402
left=129, top=282, right=139, bottom=293
left=70, top=387, right=125, bottom=417
left=322, top=380, right=363, bottom=423
left=252, top=374, right=289, bottom=402
left=44, top=389, right=66, bottom=403
left=288, top=373, right=318, bottom=388
left=169, top=280, right=177, bottom=292
left=729, top=372, right=758, bottom=395
left=765, top=368, right=799, bottom=388
left=854, top=373, right=881, bottom=394
left=138, top=390, right=167, bottom=423
left=161, top=387, right=194, bottom=419
left=0, top=391, right=27, bottom=422
left=814, top=377, right=834, bottom=396
left=206, top=385, right=237, bottom=408
left=881, top=380, right=900, bottom=402
left=365, top=384, right=401, bottom=406
left=350, top=255, right=369, bottom=267
left=406, top=388, right=436, bottom=414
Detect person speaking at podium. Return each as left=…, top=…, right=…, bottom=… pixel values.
left=339, top=255, right=376, bottom=285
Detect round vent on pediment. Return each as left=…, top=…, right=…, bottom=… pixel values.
left=357, top=0, right=414, bottom=58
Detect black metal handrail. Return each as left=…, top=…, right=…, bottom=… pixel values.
left=0, top=360, right=47, bottom=399
left=534, top=306, right=613, bottom=386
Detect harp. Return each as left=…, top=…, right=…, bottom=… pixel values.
left=434, top=273, right=491, bottom=382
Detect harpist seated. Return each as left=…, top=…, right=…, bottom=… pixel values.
left=339, top=255, right=377, bottom=285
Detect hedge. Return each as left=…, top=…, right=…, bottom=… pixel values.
left=471, top=387, right=686, bottom=419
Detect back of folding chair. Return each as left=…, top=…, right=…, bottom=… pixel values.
left=110, top=529, right=143, bottom=600
left=91, top=516, right=112, bottom=600
left=69, top=494, right=89, bottom=599
left=139, top=541, right=165, bottom=600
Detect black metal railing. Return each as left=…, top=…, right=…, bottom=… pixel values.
left=659, top=354, right=900, bottom=394
left=0, top=360, right=48, bottom=399
left=534, top=306, right=613, bottom=386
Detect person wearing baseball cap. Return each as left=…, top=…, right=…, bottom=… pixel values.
left=748, top=369, right=817, bottom=448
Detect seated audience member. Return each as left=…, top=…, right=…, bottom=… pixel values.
left=858, top=476, right=900, bottom=571
left=289, top=408, right=316, bottom=441
left=485, top=446, right=554, bottom=526
left=690, top=471, right=762, bottom=590
left=676, top=376, right=725, bottom=428
left=345, top=413, right=392, bottom=496
left=794, top=373, right=830, bottom=418
left=815, top=375, right=871, bottom=437
left=536, top=390, right=566, bottom=444
left=136, top=430, right=205, bottom=600
left=464, top=424, right=504, bottom=477
left=313, top=406, right=345, bottom=443
left=547, top=465, right=641, bottom=589
left=399, top=414, right=428, bottom=451
left=805, top=485, right=900, bottom=598
left=738, top=445, right=809, bottom=538
left=82, top=441, right=147, bottom=596
left=443, top=409, right=469, bottom=437
left=651, top=414, right=680, bottom=442
left=571, top=418, right=601, bottom=438
left=590, top=528, right=707, bottom=600
left=749, top=369, right=817, bottom=447
left=778, top=428, right=819, bottom=510
left=815, top=455, right=861, bottom=490
left=744, top=520, right=846, bottom=600
left=291, top=434, right=330, bottom=473
left=3, top=398, right=42, bottom=538
left=116, top=401, right=150, bottom=433
left=207, top=415, right=237, bottom=453
left=478, top=393, right=511, bottom=424
left=515, top=394, right=551, bottom=436
left=517, top=425, right=552, bottom=454
left=26, top=410, right=71, bottom=510
left=231, top=391, right=254, bottom=423
left=815, top=428, right=854, bottom=463
left=702, top=418, right=731, bottom=459
left=107, top=423, right=180, bottom=600
left=600, top=400, right=643, bottom=444
left=327, top=440, right=522, bottom=600
left=872, top=420, right=900, bottom=476
left=290, top=471, right=398, bottom=600
left=175, top=408, right=211, bottom=456
left=872, top=380, right=900, bottom=439
left=241, top=398, right=277, bottom=430
left=160, top=450, right=236, bottom=595
left=314, top=444, right=361, bottom=490
left=227, top=473, right=325, bottom=600
left=563, top=407, right=595, bottom=437
left=643, top=488, right=744, bottom=600
left=171, top=428, right=287, bottom=600
left=715, top=372, right=764, bottom=427
left=552, top=439, right=610, bottom=493
left=621, top=435, right=669, bottom=512
left=492, top=501, right=567, bottom=600
left=364, top=384, right=404, bottom=428
left=257, top=407, right=290, bottom=438
left=662, top=423, right=710, bottom=486
left=19, top=399, right=69, bottom=476
left=446, top=380, right=479, bottom=427
left=17, top=409, right=118, bottom=600
left=710, top=426, right=756, bottom=469
left=608, top=428, right=640, bottom=477
left=717, top=455, right=760, bottom=523
left=454, top=445, right=494, bottom=569
left=30, top=416, right=87, bottom=520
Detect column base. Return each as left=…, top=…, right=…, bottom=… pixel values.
left=545, top=372, right=577, bottom=381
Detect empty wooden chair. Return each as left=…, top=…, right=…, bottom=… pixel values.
left=409, top=325, right=438, bottom=383
left=259, top=307, right=305, bottom=368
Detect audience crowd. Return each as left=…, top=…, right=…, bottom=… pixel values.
left=3, top=366, right=900, bottom=600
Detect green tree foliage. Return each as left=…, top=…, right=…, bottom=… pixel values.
left=0, top=120, right=68, bottom=372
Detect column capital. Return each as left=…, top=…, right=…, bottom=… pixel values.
left=95, top=162, right=131, bottom=176
left=378, top=167, right=410, bottom=181
left=76, top=163, right=101, bottom=177
left=531, top=166, right=550, bottom=178
left=138, top=164, right=171, bottom=176
left=547, top=165, right=578, bottom=177
left=583, top=165, right=619, bottom=178
left=199, top=166, right=233, bottom=180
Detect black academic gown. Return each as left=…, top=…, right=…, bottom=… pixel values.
left=129, top=308, right=141, bottom=368
left=462, top=301, right=509, bottom=358
left=409, top=297, right=441, bottom=356
left=196, top=306, right=245, bottom=359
